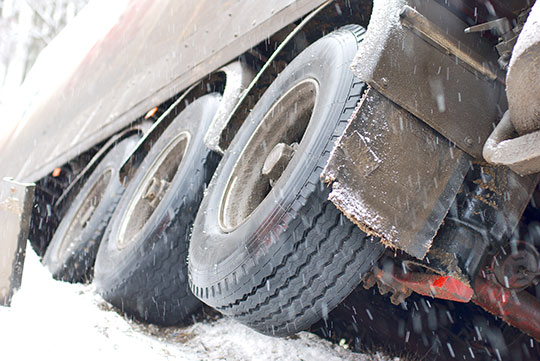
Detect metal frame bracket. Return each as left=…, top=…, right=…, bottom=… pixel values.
left=351, top=0, right=506, bottom=159
left=0, top=178, right=35, bottom=306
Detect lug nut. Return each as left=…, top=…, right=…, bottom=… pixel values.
left=143, top=177, right=170, bottom=207
left=143, top=177, right=161, bottom=201
left=262, top=143, right=295, bottom=183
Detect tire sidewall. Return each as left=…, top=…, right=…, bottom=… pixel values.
left=43, top=136, right=139, bottom=278
left=95, top=93, right=221, bottom=293
left=190, top=30, right=361, bottom=301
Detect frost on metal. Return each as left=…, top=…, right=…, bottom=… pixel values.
left=350, top=0, right=406, bottom=81
left=322, top=88, right=469, bottom=260
left=327, top=180, right=397, bottom=243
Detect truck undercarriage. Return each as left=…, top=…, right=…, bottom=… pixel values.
left=1, top=0, right=540, bottom=358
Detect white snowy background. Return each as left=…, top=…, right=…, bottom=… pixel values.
left=0, top=0, right=87, bottom=106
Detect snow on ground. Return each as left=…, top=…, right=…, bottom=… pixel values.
left=0, top=247, right=395, bottom=361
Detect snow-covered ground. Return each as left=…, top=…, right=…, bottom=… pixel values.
left=0, top=247, right=396, bottom=361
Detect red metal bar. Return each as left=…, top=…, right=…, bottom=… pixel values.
left=373, top=262, right=540, bottom=341
left=374, top=268, right=474, bottom=303
left=473, top=274, right=540, bottom=342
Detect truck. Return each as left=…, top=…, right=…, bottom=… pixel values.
left=1, top=0, right=539, bottom=357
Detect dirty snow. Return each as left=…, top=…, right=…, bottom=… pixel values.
left=0, top=247, right=395, bottom=361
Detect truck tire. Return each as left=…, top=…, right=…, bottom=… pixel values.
left=42, top=136, right=139, bottom=282
left=188, top=25, right=384, bottom=336
left=94, top=93, right=221, bottom=325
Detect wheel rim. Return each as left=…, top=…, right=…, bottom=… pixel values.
left=219, top=79, right=318, bottom=232
left=58, top=168, right=113, bottom=256
left=117, top=132, right=190, bottom=249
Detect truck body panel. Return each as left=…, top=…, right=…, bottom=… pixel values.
left=0, top=0, right=324, bottom=183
